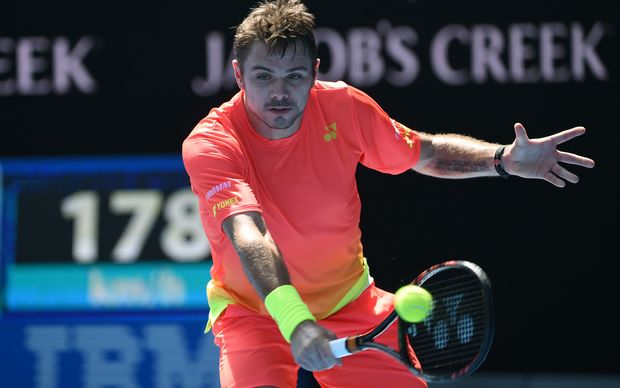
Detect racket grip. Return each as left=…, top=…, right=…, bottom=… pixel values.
left=329, top=338, right=352, bottom=358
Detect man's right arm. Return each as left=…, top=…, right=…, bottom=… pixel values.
left=222, top=211, right=341, bottom=371
left=222, top=211, right=289, bottom=297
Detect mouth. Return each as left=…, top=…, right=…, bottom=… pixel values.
left=267, top=107, right=293, bottom=114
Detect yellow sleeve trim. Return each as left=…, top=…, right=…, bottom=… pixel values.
left=203, top=281, right=233, bottom=333
left=323, top=257, right=373, bottom=318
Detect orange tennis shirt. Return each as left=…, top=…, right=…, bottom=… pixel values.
left=182, top=80, right=421, bottom=330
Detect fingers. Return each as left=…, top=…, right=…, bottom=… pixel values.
left=297, top=350, right=336, bottom=371
left=545, top=162, right=588, bottom=187
left=512, top=122, right=594, bottom=188
left=544, top=171, right=566, bottom=188
left=558, top=150, right=595, bottom=168
left=551, top=164, right=579, bottom=184
left=319, top=340, right=342, bottom=368
left=515, top=123, right=588, bottom=146
left=548, top=126, right=587, bottom=145
left=308, top=338, right=341, bottom=370
left=513, top=122, right=529, bottom=145
left=297, top=342, right=340, bottom=371
left=291, top=322, right=341, bottom=371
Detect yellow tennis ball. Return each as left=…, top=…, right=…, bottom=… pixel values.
left=394, top=285, right=433, bottom=323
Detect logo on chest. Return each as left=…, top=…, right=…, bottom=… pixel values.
left=323, top=122, right=338, bottom=142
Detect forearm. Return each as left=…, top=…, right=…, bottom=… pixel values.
left=238, top=237, right=290, bottom=299
left=223, top=212, right=290, bottom=299
left=413, top=132, right=502, bottom=178
left=223, top=211, right=317, bottom=343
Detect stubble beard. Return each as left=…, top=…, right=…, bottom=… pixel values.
left=270, top=109, right=302, bottom=130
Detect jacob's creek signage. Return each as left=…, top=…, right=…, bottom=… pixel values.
left=0, top=36, right=97, bottom=96
left=0, top=21, right=611, bottom=98
left=192, top=21, right=612, bottom=96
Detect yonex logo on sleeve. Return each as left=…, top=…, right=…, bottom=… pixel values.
left=206, top=181, right=232, bottom=200
left=392, top=119, right=401, bottom=140
left=391, top=119, right=415, bottom=149
left=212, top=196, right=240, bottom=217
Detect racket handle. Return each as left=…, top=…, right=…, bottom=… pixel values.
left=329, top=338, right=352, bottom=358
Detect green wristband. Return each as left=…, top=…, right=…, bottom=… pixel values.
left=264, top=285, right=316, bottom=342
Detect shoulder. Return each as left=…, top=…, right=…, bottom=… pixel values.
left=182, top=93, right=244, bottom=168
left=313, top=80, right=355, bottom=98
left=312, top=80, right=379, bottom=107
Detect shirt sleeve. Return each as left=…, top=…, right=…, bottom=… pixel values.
left=182, top=127, right=261, bottom=231
left=349, top=86, right=421, bottom=174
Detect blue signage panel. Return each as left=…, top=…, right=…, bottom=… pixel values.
left=1, top=155, right=212, bottom=314
left=0, top=318, right=221, bottom=388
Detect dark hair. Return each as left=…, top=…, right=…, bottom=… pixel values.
left=234, top=0, right=317, bottom=68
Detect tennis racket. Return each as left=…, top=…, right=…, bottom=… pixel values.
left=329, top=260, right=494, bottom=383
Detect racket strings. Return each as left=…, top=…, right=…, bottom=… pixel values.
left=413, top=340, right=488, bottom=371
left=426, top=291, right=486, bottom=317
left=418, top=341, right=484, bottom=359
left=427, top=282, right=483, bottom=296
left=409, top=327, right=487, bottom=351
left=408, top=268, right=492, bottom=375
left=425, top=282, right=483, bottom=298
left=428, top=299, right=487, bottom=315
left=420, top=352, right=483, bottom=370
left=419, top=273, right=478, bottom=289
left=405, top=330, right=486, bottom=372
left=412, top=333, right=486, bottom=353
left=417, top=341, right=484, bottom=358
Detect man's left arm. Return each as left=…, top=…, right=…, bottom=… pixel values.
left=412, top=122, right=595, bottom=187
left=412, top=130, right=499, bottom=179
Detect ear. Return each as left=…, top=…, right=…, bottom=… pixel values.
left=232, top=59, right=244, bottom=90
left=312, top=58, right=320, bottom=85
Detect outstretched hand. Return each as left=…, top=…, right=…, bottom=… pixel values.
left=503, top=123, right=595, bottom=187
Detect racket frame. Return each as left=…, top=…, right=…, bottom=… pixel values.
left=328, top=260, right=495, bottom=382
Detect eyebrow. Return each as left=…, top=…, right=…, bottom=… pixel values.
left=250, top=65, right=309, bottom=72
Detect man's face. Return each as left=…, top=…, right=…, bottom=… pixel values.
left=233, top=40, right=318, bottom=139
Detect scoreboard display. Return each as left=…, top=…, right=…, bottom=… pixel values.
left=0, top=155, right=212, bottom=314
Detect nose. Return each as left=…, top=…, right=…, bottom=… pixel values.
left=270, top=79, right=288, bottom=101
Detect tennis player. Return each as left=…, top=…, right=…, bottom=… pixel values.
left=182, top=1, right=595, bottom=386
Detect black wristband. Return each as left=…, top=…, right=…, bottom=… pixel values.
left=493, top=145, right=510, bottom=178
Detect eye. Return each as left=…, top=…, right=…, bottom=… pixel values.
left=256, top=74, right=271, bottom=81
left=288, top=73, right=303, bottom=80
